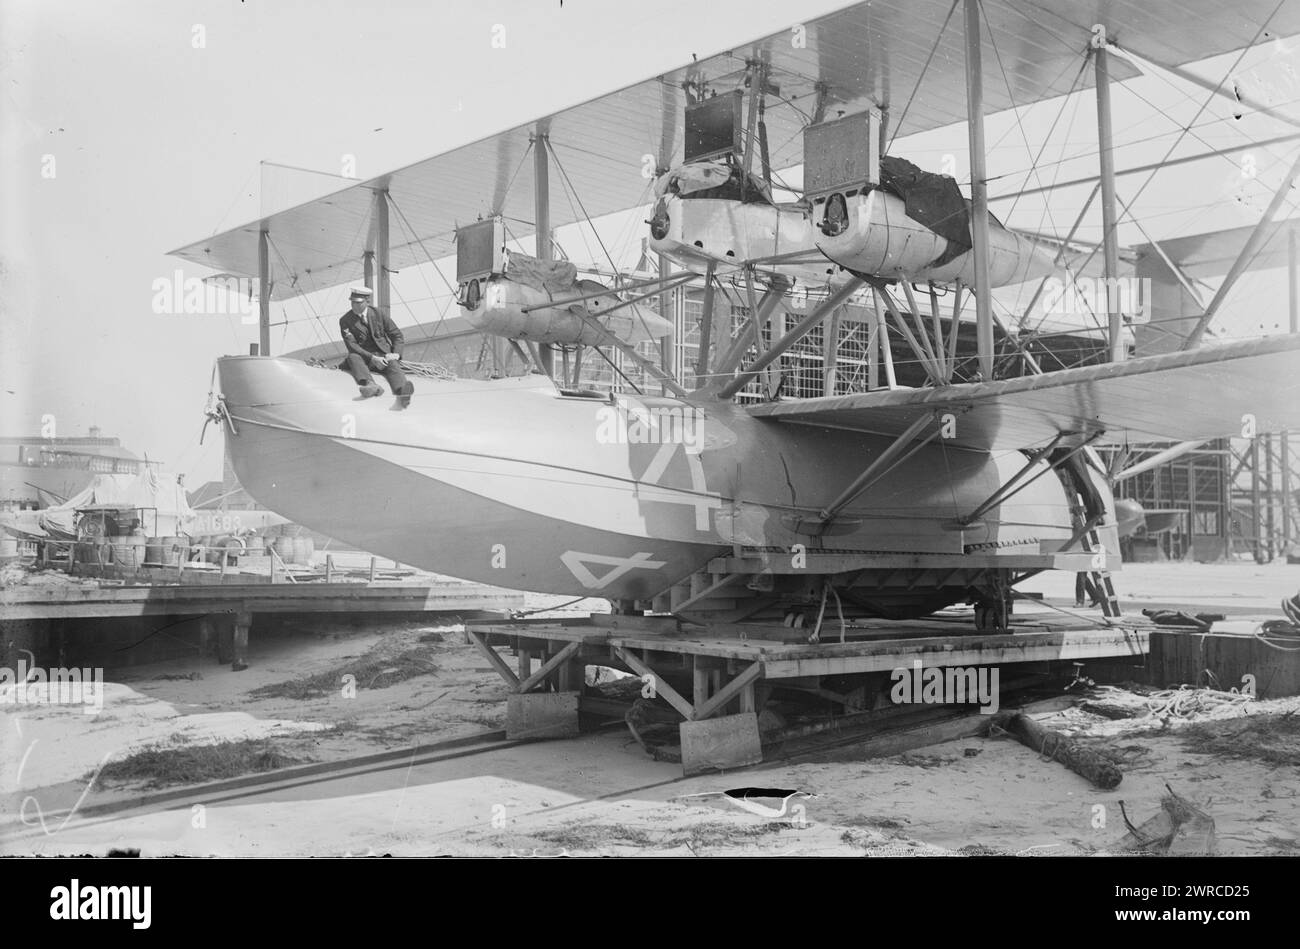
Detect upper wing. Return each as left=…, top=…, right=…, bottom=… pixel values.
left=747, top=335, right=1300, bottom=451
left=167, top=0, right=1299, bottom=298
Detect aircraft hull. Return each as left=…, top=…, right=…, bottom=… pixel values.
left=216, top=357, right=1092, bottom=604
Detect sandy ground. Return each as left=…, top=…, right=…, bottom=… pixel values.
left=1, top=564, right=1298, bottom=856
left=1017, top=559, right=1300, bottom=616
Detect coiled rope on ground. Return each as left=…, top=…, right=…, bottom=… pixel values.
left=1145, top=684, right=1254, bottom=720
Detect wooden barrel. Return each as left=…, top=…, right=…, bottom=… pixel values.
left=160, top=536, right=184, bottom=566
left=110, top=535, right=146, bottom=568
left=273, top=537, right=295, bottom=563
left=144, top=537, right=172, bottom=564
left=144, top=537, right=163, bottom=564
left=291, top=536, right=315, bottom=565
left=76, top=539, right=112, bottom=564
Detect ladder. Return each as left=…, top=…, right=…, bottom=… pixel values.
left=1076, top=512, right=1122, bottom=618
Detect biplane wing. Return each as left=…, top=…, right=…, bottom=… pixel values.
left=168, top=0, right=1300, bottom=298
left=746, top=334, right=1300, bottom=450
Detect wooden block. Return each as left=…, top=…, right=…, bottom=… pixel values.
left=679, top=712, right=763, bottom=776
left=216, top=615, right=234, bottom=665
left=693, top=661, right=710, bottom=706
left=506, top=692, right=580, bottom=740
left=232, top=610, right=252, bottom=671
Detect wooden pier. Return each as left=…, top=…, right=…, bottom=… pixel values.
left=1, top=569, right=525, bottom=671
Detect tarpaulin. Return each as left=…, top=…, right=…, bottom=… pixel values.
left=877, top=156, right=971, bottom=268
left=505, top=252, right=578, bottom=294
left=654, top=160, right=772, bottom=205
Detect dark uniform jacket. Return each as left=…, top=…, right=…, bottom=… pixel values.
left=340, top=305, right=404, bottom=358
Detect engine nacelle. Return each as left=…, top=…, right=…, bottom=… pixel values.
left=459, top=258, right=673, bottom=347
left=815, top=189, right=1056, bottom=287
left=648, top=158, right=1057, bottom=289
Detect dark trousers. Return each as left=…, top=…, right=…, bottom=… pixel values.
left=1075, top=572, right=1100, bottom=607
left=341, top=353, right=414, bottom=404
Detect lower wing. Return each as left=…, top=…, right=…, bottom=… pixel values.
left=746, top=335, right=1300, bottom=451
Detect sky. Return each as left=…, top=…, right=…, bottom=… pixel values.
left=2, top=0, right=1298, bottom=485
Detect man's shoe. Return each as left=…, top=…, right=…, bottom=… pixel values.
left=359, top=384, right=383, bottom=398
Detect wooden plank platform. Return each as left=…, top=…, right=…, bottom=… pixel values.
left=464, top=611, right=1152, bottom=776
left=708, top=548, right=1099, bottom=574
left=0, top=578, right=526, bottom=621
left=469, top=613, right=1149, bottom=681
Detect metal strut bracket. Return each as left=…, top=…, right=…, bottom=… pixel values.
left=799, top=410, right=951, bottom=534
left=958, top=431, right=1105, bottom=527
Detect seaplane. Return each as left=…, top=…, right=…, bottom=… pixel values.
left=173, top=0, right=1300, bottom=631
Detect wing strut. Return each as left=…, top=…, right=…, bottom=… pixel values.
left=710, top=275, right=789, bottom=382
left=959, top=432, right=1104, bottom=527
left=867, top=280, right=945, bottom=384
left=803, top=411, right=946, bottom=535
left=695, top=263, right=718, bottom=381
left=572, top=312, right=690, bottom=399
left=718, top=277, right=865, bottom=399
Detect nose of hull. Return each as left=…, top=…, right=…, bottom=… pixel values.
left=213, top=357, right=723, bottom=598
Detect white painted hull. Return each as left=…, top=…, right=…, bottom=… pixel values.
left=216, top=357, right=1097, bottom=603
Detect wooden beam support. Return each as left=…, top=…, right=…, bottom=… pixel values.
left=965, top=0, right=994, bottom=379
left=1094, top=43, right=1123, bottom=362
left=901, top=280, right=943, bottom=376
left=671, top=572, right=743, bottom=614
left=694, top=264, right=717, bottom=381
left=603, top=332, right=691, bottom=398
left=823, top=303, right=841, bottom=395
left=517, top=640, right=582, bottom=694
left=375, top=189, right=390, bottom=317
left=614, top=646, right=694, bottom=720
left=257, top=229, right=271, bottom=357
left=947, top=281, right=962, bottom=375
left=534, top=125, right=555, bottom=376
left=718, top=277, right=862, bottom=399
left=692, top=661, right=763, bottom=721
left=231, top=610, right=251, bottom=671
left=712, top=278, right=788, bottom=379
left=873, top=283, right=944, bottom=383
left=467, top=628, right=520, bottom=690
left=693, top=658, right=710, bottom=707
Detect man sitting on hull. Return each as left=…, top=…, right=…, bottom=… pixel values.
left=339, top=285, right=413, bottom=408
